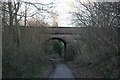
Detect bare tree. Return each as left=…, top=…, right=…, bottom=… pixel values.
left=2, top=1, right=22, bottom=26
left=24, top=1, right=56, bottom=26
left=2, top=2, right=8, bottom=26
left=2, top=0, right=56, bottom=27
left=27, top=17, right=49, bottom=26
left=72, top=1, right=119, bottom=53
left=72, top=1, right=119, bottom=27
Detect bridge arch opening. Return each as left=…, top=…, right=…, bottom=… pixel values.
left=44, top=37, right=66, bottom=59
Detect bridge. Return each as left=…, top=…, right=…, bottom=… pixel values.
left=3, top=26, right=119, bottom=61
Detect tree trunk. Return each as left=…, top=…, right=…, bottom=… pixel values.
left=8, top=2, right=13, bottom=26
left=2, top=2, right=6, bottom=26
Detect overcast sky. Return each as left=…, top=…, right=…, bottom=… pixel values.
left=1, top=0, right=97, bottom=27
left=19, top=0, right=77, bottom=27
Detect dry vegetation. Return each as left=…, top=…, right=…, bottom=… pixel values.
left=2, top=26, right=52, bottom=78
left=64, top=1, right=119, bottom=78
left=1, top=0, right=119, bottom=78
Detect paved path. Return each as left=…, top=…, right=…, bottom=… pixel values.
left=48, top=58, right=76, bottom=79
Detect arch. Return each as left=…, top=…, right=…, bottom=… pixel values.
left=49, top=37, right=66, bottom=46
left=45, top=37, right=66, bottom=48
left=44, top=37, right=66, bottom=59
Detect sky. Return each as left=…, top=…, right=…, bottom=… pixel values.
left=15, top=0, right=119, bottom=27
left=1, top=0, right=95, bottom=27
left=1, top=0, right=96, bottom=27
left=19, top=0, right=77, bottom=27
left=54, top=0, right=76, bottom=27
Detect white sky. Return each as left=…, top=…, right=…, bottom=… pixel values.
left=19, top=0, right=77, bottom=27
left=2, top=0, right=95, bottom=27
left=2, top=0, right=94, bottom=27
left=1, top=0, right=119, bottom=26
left=54, top=0, right=76, bottom=27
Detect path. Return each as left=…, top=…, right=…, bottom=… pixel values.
left=48, top=57, right=76, bottom=79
